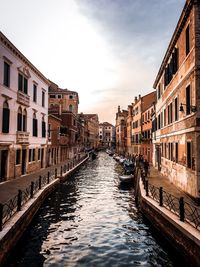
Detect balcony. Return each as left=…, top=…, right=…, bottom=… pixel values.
left=16, top=131, right=30, bottom=144
left=17, top=91, right=30, bottom=107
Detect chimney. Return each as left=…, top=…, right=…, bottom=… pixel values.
left=118, top=105, right=120, bottom=113
left=139, top=94, right=141, bottom=99
left=135, top=96, right=137, bottom=103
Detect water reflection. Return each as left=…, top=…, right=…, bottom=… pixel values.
left=6, top=152, right=188, bottom=267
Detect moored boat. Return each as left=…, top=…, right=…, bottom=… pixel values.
left=119, top=174, right=134, bottom=184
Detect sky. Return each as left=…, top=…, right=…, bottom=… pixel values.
left=0, top=0, right=185, bottom=124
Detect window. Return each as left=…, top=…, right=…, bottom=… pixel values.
left=69, top=95, right=73, bottom=99
left=42, top=117, right=46, bottom=138
left=164, top=48, right=179, bottom=87
left=168, top=105, right=170, bottom=125
left=187, top=142, right=192, bottom=168
left=18, top=73, right=28, bottom=94
left=164, top=109, right=166, bottom=127
left=69, top=105, right=73, bottom=112
left=23, top=109, right=27, bottom=132
left=33, top=84, right=37, bottom=102
left=57, top=95, right=62, bottom=99
left=32, top=149, right=35, bottom=161
left=29, top=149, right=32, bottom=162
left=42, top=91, right=45, bottom=107
left=2, top=101, right=10, bottom=133
left=170, top=103, right=173, bottom=123
left=168, top=143, right=170, bottom=160
left=38, top=148, right=41, bottom=160
left=17, top=107, right=22, bottom=131
left=158, top=114, right=161, bottom=129
left=175, top=97, right=178, bottom=121
left=157, top=84, right=161, bottom=100
left=49, top=95, right=56, bottom=98
left=3, top=61, right=10, bottom=87
left=186, top=85, right=191, bottom=115
left=175, top=143, right=179, bottom=163
left=170, top=143, right=173, bottom=161
left=186, top=24, right=190, bottom=56
left=16, top=150, right=21, bottom=165
left=33, top=113, right=38, bottom=137
left=48, top=123, right=51, bottom=139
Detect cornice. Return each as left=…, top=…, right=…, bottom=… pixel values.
left=153, top=0, right=194, bottom=89
left=0, top=31, right=50, bottom=86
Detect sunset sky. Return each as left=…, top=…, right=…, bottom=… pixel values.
left=0, top=0, right=185, bottom=124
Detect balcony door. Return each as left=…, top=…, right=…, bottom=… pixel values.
left=0, top=150, right=8, bottom=181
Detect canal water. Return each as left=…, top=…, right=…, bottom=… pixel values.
left=6, top=152, right=187, bottom=267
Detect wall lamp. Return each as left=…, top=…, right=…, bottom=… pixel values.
left=179, top=103, right=197, bottom=113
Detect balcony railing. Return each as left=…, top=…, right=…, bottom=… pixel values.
left=17, top=91, right=30, bottom=107
left=16, top=131, right=30, bottom=144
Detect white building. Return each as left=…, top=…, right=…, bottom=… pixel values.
left=0, top=32, right=49, bottom=181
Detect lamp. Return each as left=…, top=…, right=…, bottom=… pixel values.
left=179, top=103, right=197, bottom=113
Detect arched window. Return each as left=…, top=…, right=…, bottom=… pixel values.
left=42, top=116, right=46, bottom=138
left=23, top=109, right=27, bottom=132
left=32, top=112, right=38, bottom=137
left=69, top=105, right=73, bottom=112
left=17, top=107, right=22, bottom=131
left=2, top=101, right=10, bottom=133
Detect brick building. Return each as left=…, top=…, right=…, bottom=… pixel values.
left=83, top=114, right=99, bottom=150
left=129, top=92, right=156, bottom=159
left=0, top=32, right=49, bottom=181
left=152, top=0, right=200, bottom=199
left=115, top=106, right=128, bottom=155
left=48, top=82, right=80, bottom=160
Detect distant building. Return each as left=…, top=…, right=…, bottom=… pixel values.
left=99, top=122, right=115, bottom=148
left=0, top=31, right=49, bottom=181
left=126, top=92, right=156, bottom=161
left=115, top=106, right=128, bottom=155
left=152, top=0, right=200, bottom=199
left=83, top=114, right=99, bottom=150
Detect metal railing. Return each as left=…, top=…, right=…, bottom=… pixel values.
left=0, top=154, right=88, bottom=231
left=141, top=171, right=200, bottom=230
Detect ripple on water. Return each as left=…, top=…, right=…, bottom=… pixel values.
left=5, top=152, right=189, bottom=267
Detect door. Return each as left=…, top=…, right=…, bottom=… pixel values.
left=0, top=150, right=8, bottom=181
left=22, top=149, right=26, bottom=175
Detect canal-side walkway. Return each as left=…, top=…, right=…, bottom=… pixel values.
left=0, top=153, right=87, bottom=204
left=148, top=165, right=197, bottom=205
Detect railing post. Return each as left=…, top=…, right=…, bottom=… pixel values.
left=39, top=176, right=42, bottom=189
left=179, top=197, right=185, bottom=222
left=17, top=189, right=22, bottom=211
left=0, top=203, right=3, bottom=231
left=31, top=182, right=34, bottom=198
left=159, top=187, right=163, bottom=207
left=61, top=166, right=63, bottom=176
left=55, top=168, right=57, bottom=179
left=47, top=171, right=50, bottom=184
left=145, top=180, right=149, bottom=196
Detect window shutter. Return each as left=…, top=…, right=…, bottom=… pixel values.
left=24, top=78, right=28, bottom=94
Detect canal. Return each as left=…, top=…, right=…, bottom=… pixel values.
left=6, top=152, right=187, bottom=267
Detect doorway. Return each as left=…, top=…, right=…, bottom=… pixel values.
left=41, top=148, right=44, bottom=168
left=0, top=150, right=8, bottom=182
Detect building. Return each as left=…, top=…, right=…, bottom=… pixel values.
left=152, top=0, right=200, bottom=199
left=48, top=82, right=80, bottom=160
left=99, top=122, right=115, bottom=148
left=128, top=92, right=156, bottom=159
left=83, top=114, right=99, bottom=150
left=0, top=32, right=49, bottom=181
left=115, top=106, right=128, bottom=155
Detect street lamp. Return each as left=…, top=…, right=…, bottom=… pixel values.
left=179, top=103, right=197, bottom=113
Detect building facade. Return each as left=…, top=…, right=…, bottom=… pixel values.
left=115, top=106, right=128, bottom=155
left=99, top=122, right=115, bottom=148
left=83, top=114, right=99, bottom=150
left=152, top=0, right=200, bottom=199
left=0, top=32, right=49, bottom=181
